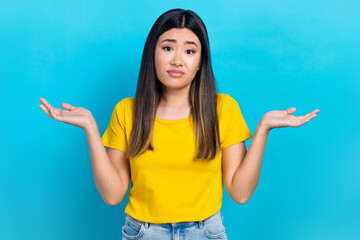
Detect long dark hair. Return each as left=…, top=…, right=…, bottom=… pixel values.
left=127, top=8, right=221, bottom=160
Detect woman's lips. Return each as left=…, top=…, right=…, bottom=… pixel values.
left=167, top=70, right=184, bottom=77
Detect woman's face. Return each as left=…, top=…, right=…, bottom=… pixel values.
left=154, top=28, right=201, bottom=93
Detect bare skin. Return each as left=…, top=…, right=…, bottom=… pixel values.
left=38, top=97, right=319, bottom=206
left=38, top=26, right=320, bottom=206
left=261, top=107, right=319, bottom=131
left=39, top=97, right=319, bottom=132
left=223, top=107, right=320, bottom=204
left=39, top=97, right=129, bottom=205
left=39, top=98, right=94, bottom=132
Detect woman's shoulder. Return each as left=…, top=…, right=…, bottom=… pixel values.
left=111, top=97, right=135, bottom=116
left=116, top=96, right=135, bottom=107
left=216, top=93, right=234, bottom=104
left=216, top=93, right=227, bottom=98
left=216, top=93, right=241, bottom=114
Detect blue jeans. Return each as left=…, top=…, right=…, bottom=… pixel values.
left=122, top=210, right=228, bottom=240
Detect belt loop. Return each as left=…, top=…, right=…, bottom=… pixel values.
left=144, top=222, right=149, bottom=228
left=198, top=220, right=204, bottom=229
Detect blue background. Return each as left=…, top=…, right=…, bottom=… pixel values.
left=1, top=0, right=359, bottom=239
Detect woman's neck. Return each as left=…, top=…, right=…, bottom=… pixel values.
left=156, top=88, right=191, bottom=119
left=159, top=88, right=190, bottom=109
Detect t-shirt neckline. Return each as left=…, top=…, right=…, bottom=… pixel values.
left=155, top=115, right=192, bottom=124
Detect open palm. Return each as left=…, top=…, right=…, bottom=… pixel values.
left=39, top=98, right=94, bottom=130
left=261, top=107, right=320, bottom=131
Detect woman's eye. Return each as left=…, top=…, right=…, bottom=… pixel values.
left=162, top=47, right=195, bottom=54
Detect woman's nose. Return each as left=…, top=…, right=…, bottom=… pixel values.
left=171, top=50, right=183, bottom=66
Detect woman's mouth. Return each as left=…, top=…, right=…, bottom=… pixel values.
left=167, top=70, right=184, bottom=78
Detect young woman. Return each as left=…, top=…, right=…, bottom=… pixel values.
left=39, top=8, right=319, bottom=240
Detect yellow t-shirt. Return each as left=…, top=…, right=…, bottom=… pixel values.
left=101, top=93, right=253, bottom=223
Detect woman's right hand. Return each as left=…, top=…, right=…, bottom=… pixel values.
left=39, top=97, right=95, bottom=131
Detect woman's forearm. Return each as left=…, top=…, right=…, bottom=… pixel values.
left=84, top=121, right=125, bottom=205
left=230, top=107, right=319, bottom=204
left=230, top=120, right=269, bottom=204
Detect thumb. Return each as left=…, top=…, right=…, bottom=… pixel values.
left=285, top=107, right=296, bottom=115
left=61, top=103, right=76, bottom=111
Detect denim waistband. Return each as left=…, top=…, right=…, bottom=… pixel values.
left=125, top=211, right=221, bottom=229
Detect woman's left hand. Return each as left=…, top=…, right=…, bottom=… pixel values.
left=260, top=107, right=320, bottom=131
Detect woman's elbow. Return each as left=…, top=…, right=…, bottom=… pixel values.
left=231, top=194, right=251, bottom=205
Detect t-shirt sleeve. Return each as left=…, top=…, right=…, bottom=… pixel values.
left=101, top=99, right=128, bottom=153
left=221, top=94, right=253, bottom=149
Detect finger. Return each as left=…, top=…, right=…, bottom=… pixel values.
left=306, top=109, right=320, bottom=118
left=295, top=111, right=315, bottom=121
left=39, top=98, right=54, bottom=111
left=295, top=113, right=318, bottom=126
left=307, top=113, right=318, bottom=121
left=288, top=114, right=310, bottom=126
left=285, top=107, right=296, bottom=115
left=39, top=103, right=50, bottom=116
left=289, top=109, right=319, bottom=127
left=61, top=103, right=76, bottom=111
left=40, top=98, right=62, bottom=119
left=304, top=111, right=318, bottom=121
left=292, top=108, right=319, bottom=121
left=48, top=105, right=57, bottom=119
left=50, top=106, right=64, bottom=119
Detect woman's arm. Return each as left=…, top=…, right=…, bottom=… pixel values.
left=224, top=107, right=319, bottom=204
left=224, top=122, right=269, bottom=204
left=39, top=98, right=129, bottom=205
left=84, top=122, right=129, bottom=205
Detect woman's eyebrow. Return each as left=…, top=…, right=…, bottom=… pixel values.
left=160, top=39, right=198, bottom=48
